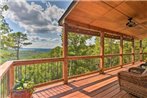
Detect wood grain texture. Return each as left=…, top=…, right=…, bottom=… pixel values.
left=63, top=23, right=68, bottom=84
left=140, top=40, right=143, bottom=62
left=60, top=1, right=147, bottom=39
left=100, top=32, right=104, bottom=73
left=9, top=66, right=14, bottom=88
left=0, top=61, right=13, bottom=80
left=120, top=35, right=123, bottom=67
left=13, top=58, right=64, bottom=66
left=132, top=39, right=135, bottom=65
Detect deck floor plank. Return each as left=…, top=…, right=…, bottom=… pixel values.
left=92, top=84, right=119, bottom=98
left=33, top=62, right=141, bottom=98
left=112, top=90, right=127, bottom=98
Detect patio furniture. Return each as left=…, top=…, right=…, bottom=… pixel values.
left=128, top=62, right=147, bottom=74
left=128, top=67, right=145, bottom=74
left=139, top=62, right=147, bottom=69
left=118, top=70, right=147, bottom=98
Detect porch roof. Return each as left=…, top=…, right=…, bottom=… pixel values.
left=59, top=1, right=147, bottom=39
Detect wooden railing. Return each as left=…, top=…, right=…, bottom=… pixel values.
left=0, top=61, right=13, bottom=98
left=68, top=57, right=100, bottom=77
left=13, top=58, right=64, bottom=88
left=0, top=53, right=147, bottom=98
left=0, top=72, right=9, bottom=98
left=104, top=56, right=120, bottom=69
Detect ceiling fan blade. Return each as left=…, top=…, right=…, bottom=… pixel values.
left=138, top=21, right=147, bottom=25
left=120, top=24, right=143, bottom=33
left=137, top=24, right=147, bottom=31
left=132, top=20, right=147, bottom=30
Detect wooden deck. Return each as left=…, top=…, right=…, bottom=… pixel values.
left=33, top=62, right=141, bottom=98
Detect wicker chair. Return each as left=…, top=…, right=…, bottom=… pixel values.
left=118, top=69, right=147, bottom=98
left=128, top=67, right=145, bottom=74
left=139, top=62, right=147, bottom=69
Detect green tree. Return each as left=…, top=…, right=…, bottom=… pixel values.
left=0, top=4, right=14, bottom=64
left=142, top=39, right=147, bottom=53
left=0, top=5, right=9, bottom=34
left=67, top=33, right=98, bottom=76
left=142, top=39, right=147, bottom=61
left=68, top=32, right=92, bottom=56
left=103, top=38, right=120, bottom=68
left=0, top=5, right=11, bottom=49
left=6, top=32, right=32, bottom=60
left=49, top=46, right=62, bottom=57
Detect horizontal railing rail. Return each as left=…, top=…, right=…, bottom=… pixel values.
left=0, top=61, right=13, bottom=80
left=142, top=52, right=147, bottom=54
left=123, top=53, right=132, bottom=55
left=104, top=54, right=120, bottom=57
left=67, top=55, right=101, bottom=60
left=13, top=57, right=64, bottom=66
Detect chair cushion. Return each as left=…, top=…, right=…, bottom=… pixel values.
left=129, top=67, right=145, bottom=74
left=140, top=63, right=147, bottom=69
left=142, top=69, right=147, bottom=75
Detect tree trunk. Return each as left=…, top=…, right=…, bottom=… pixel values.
left=16, top=48, right=19, bottom=60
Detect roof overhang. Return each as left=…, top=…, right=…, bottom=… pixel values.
left=59, top=1, right=147, bottom=40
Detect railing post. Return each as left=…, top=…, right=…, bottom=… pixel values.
left=140, top=40, right=143, bottom=62
left=100, top=32, right=104, bottom=74
left=132, top=39, right=135, bottom=64
left=120, top=35, right=123, bottom=68
left=62, top=23, right=68, bottom=84
left=9, top=65, right=14, bottom=97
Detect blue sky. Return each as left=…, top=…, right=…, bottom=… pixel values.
left=4, top=0, right=72, bottom=49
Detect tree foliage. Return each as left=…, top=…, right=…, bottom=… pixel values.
left=0, top=5, right=11, bottom=49
left=6, top=32, right=32, bottom=59
left=68, top=32, right=93, bottom=56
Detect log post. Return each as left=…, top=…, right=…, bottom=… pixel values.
left=120, top=35, right=123, bottom=68
left=9, top=65, right=14, bottom=97
left=100, top=32, right=104, bottom=74
left=132, top=39, right=135, bottom=65
left=62, top=23, right=68, bottom=84
left=140, top=40, right=143, bottom=62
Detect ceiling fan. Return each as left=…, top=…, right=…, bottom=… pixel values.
left=126, top=17, right=136, bottom=27
left=120, top=17, right=145, bottom=32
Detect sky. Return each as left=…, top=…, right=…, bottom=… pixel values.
left=3, top=0, right=72, bottom=49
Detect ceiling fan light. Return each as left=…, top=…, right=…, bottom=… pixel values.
left=126, top=21, right=136, bottom=27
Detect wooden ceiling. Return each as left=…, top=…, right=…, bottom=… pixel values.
left=59, top=1, right=147, bottom=39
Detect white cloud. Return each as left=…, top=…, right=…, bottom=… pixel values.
left=5, top=0, right=64, bottom=34
left=51, top=38, right=60, bottom=42
left=86, top=36, right=96, bottom=46
left=25, top=38, right=62, bottom=49
left=29, top=36, right=50, bottom=42
left=4, top=0, right=65, bottom=48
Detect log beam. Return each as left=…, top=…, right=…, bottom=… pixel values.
left=140, top=40, right=143, bottom=62
left=63, top=23, right=68, bottom=84
left=100, top=32, right=104, bottom=74
left=120, top=35, right=123, bottom=67
left=65, top=19, right=134, bottom=41
left=132, top=39, right=135, bottom=64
